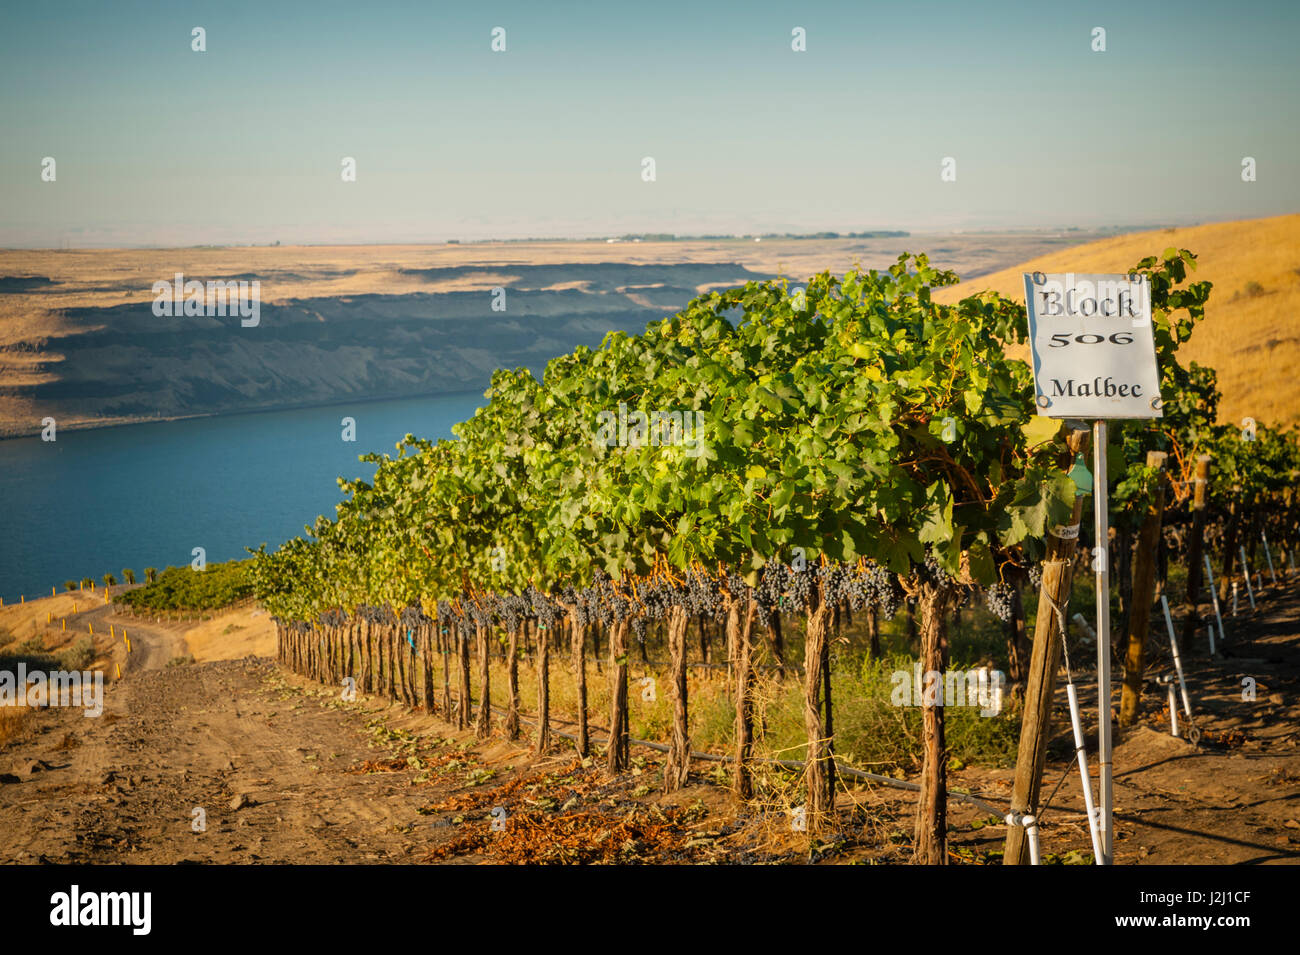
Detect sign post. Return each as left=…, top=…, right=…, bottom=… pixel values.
left=1091, top=419, right=1112, bottom=863
left=1024, top=271, right=1162, bottom=867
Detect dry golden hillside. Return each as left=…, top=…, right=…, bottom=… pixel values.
left=934, top=214, right=1300, bottom=429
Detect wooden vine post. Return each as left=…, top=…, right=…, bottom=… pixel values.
left=767, top=613, right=785, bottom=677
left=358, top=619, right=368, bottom=693
left=505, top=623, right=522, bottom=740
left=1005, top=584, right=1029, bottom=699
left=474, top=621, right=492, bottom=739
left=729, top=592, right=757, bottom=799
left=568, top=611, right=590, bottom=757
left=1004, top=422, right=1091, bottom=865
left=607, top=619, right=630, bottom=773
left=456, top=626, right=472, bottom=730
left=1119, top=451, right=1168, bottom=727
left=440, top=624, right=452, bottom=720
left=385, top=625, right=396, bottom=698
left=1180, top=455, right=1211, bottom=649
left=422, top=622, right=436, bottom=714
left=802, top=580, right=835, bottom=830
left=535, top=619, right=551, bottom=754
left=913, top=576, right=955, bottom=864
left=663, top=604, right=691, bottom=792
left=1219, top=495, right=1240, bottom=602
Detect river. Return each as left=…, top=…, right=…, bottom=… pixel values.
left=0, top=393, right=487, bottom=603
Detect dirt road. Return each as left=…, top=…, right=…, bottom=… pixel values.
left=0, top=658, right=441, bottom=862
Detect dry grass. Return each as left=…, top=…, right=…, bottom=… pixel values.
left=0, top=589, right=106, bottom=638
left=933, top=213, right=1300, bottom=428
left=182, top=605, right=276, bottom=661
left=461, top=652, right=738, bottom=755
left=0, top=707, right=30, bottom=746
left=417, top=630, right=1016, bottom=784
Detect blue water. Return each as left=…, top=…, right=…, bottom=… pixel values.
left=0, top=392, right=487, bottom=603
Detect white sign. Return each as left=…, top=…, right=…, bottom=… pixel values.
left=1024, top=272, right=1162, bottom=419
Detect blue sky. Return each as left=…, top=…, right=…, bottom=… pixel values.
left=1, top=0, right=1297, bottom=246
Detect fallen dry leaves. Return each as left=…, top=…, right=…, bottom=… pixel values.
left=423, top=806, right=692, bottom=865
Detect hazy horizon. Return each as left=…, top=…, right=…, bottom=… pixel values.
left=0, top=222, right=1185, bottom=252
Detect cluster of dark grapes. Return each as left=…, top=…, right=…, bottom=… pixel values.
left=845, top=561, right=901, bottom=617
left=398, top=604, right=428, bottom=629
left=754, top=561, right=815, bottom=617
left=466, top=600, right=493, bottom=630
left=683, top=569, right=724, bottom=618
left=483, top=594, right=505, bottom=628
left=558, top=586, right=580, bottom=623
left=436, top=599, right=457, bottom=637
left=317, top=607, right=348, bottom=628
left=754, top=562, right=788, bottom=624
left=586, top=570, right=637, bottom=627
left=756, top=559, right=902, bottom=622
left=817, top=563, right=854, bottom=606
left=607, top=591, right=635, bottom=625
left=526, top=585, right=564, bottom=632
left=637, top=578, right=674, bottom=621
left=588, top=570, right=617, bottom=627
left=917, top=551, right=956, bottom=587
left=983, top=580, right=1015, bottom=622
left=434, top=598, right=474, bottom=640
left=491, top=592, right=531, bottom=632
left=1028, top=563, right=1043, bottom=589
left=785, top=565, right=813, bottom=611
left=564, top=584, right=597, bottom=629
